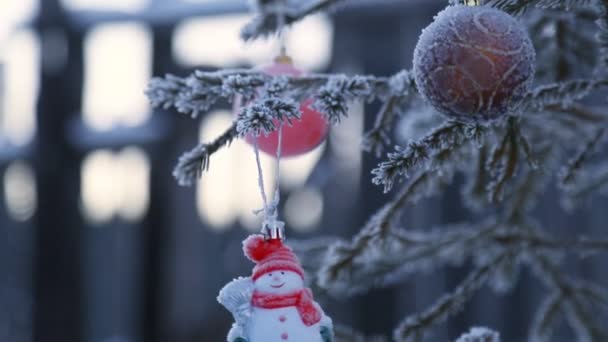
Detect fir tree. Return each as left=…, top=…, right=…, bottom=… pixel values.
left=147, top=0, right=608, bottom=340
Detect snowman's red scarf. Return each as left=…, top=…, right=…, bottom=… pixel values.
left=251, top=288, right=322, bottom=326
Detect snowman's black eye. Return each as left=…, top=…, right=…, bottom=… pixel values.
left=281, top=271, right=285, bottom=275
left=268, top=273, right=272, bottom=277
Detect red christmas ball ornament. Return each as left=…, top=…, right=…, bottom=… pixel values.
left=413, top=5, right=536, bottom=122
left=237, top=58, right=329, bottom=157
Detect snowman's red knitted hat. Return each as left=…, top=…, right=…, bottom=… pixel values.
left=243, top=235, right=305, bottom=281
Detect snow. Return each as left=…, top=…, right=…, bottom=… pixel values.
left=455, top=327, right=500, bottom=342
left=413, top=5, right=535, bottom=122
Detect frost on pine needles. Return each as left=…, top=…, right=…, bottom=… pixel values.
left=455, top=327, right=500, bottom=342
left=236, top=97, right=301, bottom=137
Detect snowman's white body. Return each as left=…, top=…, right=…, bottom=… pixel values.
left=218, top=270, right=332, bottom=342
left=248, top=306, right=322, bottom=342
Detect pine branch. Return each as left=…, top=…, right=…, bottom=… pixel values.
left=561, top=161, right=608, bottom=207
left=147, top=70, right=410, bottom=120
left=317, top=172, right=458, bottom=295
left=485, top=0, right=542, bottom=15
left=529, top=292, right=564, bottom=342
left=526, top=78, right=608, bottom=111
left=545, top=104, right=608, bottom=123
left=393, top=252, right=508, bottom=342
left=463, top=145, right=491, bottom=210
left=455, top=327, right=501, bottom=342
left=486, top=119, right=521, bottom=203
left=559, top=127, right=605, bottom=186
left=362, top=71, right=417, bottom=156
left=172, top=124, right=238, bottom=186
left=148, top=69, right=418, bottom=185
left=242, top=0, right=347, bottom=40
left=596, top=0, right=608, bottom=72
left=531, top=254, right=608, bottom=341
left=372, top=121, right=484, bottom=193
left=492, top=231, right=608, bottom=254
left=361, top=97, right=398, bottom=157
left=236, top=96, right=301, bottom=136
left=486, top=0, right=594, bottom=15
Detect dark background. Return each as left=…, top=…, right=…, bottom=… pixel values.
left=0, top=1, right=606, bottom=341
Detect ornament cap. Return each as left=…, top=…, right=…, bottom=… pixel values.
left=464, top=0, right=480, bottom=6
left=273, top=53, right=293, bottom=65
left=262, top=219, right=285, bottom=240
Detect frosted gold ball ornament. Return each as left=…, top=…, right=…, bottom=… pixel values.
left=413, top=5, right=536, bottom=122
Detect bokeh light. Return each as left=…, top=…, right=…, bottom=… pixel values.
left=81, top=147, right=150, bottom=224
left=61, top=0, right=149, bottom=12
left=83, top=22, right=152, bottom=130
left=3, top=161, right=37, bottom=222
left=1, top=30, right=39, bottom=145
left=173, top=13, right=333, bottom=70
left=285, top=187, right=323, bottom=232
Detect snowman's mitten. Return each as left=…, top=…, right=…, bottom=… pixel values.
left=320, top=325, right=334, bottom=342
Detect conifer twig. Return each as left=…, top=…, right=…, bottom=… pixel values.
left=172, top=124, right=238, bottom=186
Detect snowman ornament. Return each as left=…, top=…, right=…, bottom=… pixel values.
left=218, top=234, right=334, bottom=342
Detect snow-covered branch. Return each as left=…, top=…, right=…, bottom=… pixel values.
left=596, top=0, right=608, bottom=73
left=526, top=78, right=608, bottom=111
left=371, top=121, right=485, bottom=193
left=242, top=0, right=348, bottom=40
left=393, top=252, right=508, bottom=342
left=455, top=327, right=500, bottom=342
left=173, top=124, right=238, bottom=186
left=146, top=69, right=415, bottom=184
left=531, top=253, right=608, bottom=341
left=559, top=127, right=606, bottom=186
left=485, top=0, right=594, bottom=15
left=146, top=70, right=409, bottom=120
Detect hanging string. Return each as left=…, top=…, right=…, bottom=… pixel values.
left=252, top=126, right=285, bottom=240
left=250, top=1, right=288, bottom=240
left=276, top=0, right=289, bottom=61
left=253, top=137, right=269, bottom=213
left=273, top=123, right=283, bottom=204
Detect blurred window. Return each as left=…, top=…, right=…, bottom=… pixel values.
left=81, top=147, right=150, bottom=224
left=173, top=13, right=333, bottom=70
left=61, top=0, right=149, bottom=12
left=83, top=22, right=152, bottom=131
left=3, top=161, right=37, bottom=222
left=1, top=30, right=40, bottom=146
left=285, top=187, right=323, bottom=232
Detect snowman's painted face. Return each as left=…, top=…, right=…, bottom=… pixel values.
left=254, top=270, right=304, bottom=294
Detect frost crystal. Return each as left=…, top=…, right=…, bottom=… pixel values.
left=455, top=327, right=500, bottom=342
left=413, top=5, right=535, bottom=122
left=236, top=97, right=301, bottom=137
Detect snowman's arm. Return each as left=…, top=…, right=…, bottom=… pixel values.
left=320, top=325, right=334, bottom=342
left=217, top=277, right=254, bottom=324
left=314, top=302, right=334, bottom=342
left=313, top=301, right=333, bottom=329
